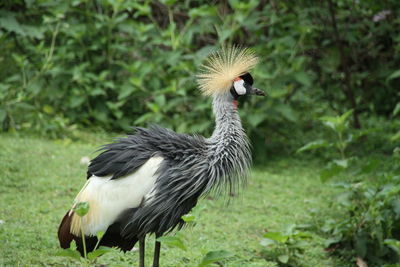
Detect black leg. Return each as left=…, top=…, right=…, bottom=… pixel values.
left=153, top=234, right=161, bottom=267
left=139, top=236, right=145, bottom=267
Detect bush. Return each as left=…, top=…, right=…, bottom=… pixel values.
left=298, top=110, right=400, bottom=265
left=0, top=0, right=399, bottom=157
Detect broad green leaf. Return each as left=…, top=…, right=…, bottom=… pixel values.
left=324, top=237, right=341, bottom=248
left=181, top=214, right=196, bottom=223
left=387, top=70, right=400, bottom=80
left=320, top=163, right=345, bottom=182
left=0, top=109, right=6, bottom=124
left=260, top=238, right=276, bottom=247
left=96, top=231, right=105, bottom=240
left=74, top=202, right=89, bottom=217
left=56, top=248, right=81, bottom=261
left=198, top=250, right=234, bottom=267
left=332, top=159, right=349, bottom=168
left=275, top=104, right=298, bottom=122
left=278, top=254, right=290, bottom=264
left=320, top=110, right=352, bottom=133
left=339, top=110, right=354, bottom=124
left=384, top=239, right=400, bottom=256
left=159, top=0, right=177, bottom=6
left=393, top=103, right=400, bottom=117
left=263, top=232, right=288, bottom=243
left=87, top=246, right=114, bottom=260
left=355, top=232, right=368, bottom=258
left=391, top=131, right=400, bottom=142
left=247, top=113, right=265, bottom=127
left=0, top=13, right=25, bottom=35
left=43, top=105, right=54, bottom=114
left=361, top=159, right=380, bottom=174
left=294, top=71, right=311, bottom=87
left=157, top=236, right=186, bottom=251
left=297, top=140, right=329, bottom=153
left=118, top=84, right=135, bottom=100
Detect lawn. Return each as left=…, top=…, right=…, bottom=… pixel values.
left=0, top=134, right=348, bottom=267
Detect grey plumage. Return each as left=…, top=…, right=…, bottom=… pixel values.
left=58, top=47, right=262, bottom=266
left=88, top=92, right=251, bottom=238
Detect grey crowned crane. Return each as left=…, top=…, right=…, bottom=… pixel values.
left=58, top=46, right=264, bottom=267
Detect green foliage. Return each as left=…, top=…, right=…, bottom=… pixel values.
left=298, top=110, right=400, bottom=265
left=260, top=225, right=312, bottom=266
left=73, top=201, right=89, bottom=217
left=321, top=171, right=400, bottom=265
left=157, top=235, right=187, bottom=251
left=298, top=110, right=354, bottom=181
left=198, top=250, right=234, bottom=267
left=0, top=0, right=399, bottom=159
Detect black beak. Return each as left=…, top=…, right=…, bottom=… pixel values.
left=251, top=87, right=266, bottom=96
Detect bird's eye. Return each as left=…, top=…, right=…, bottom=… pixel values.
left=233, top=79, right=246, bottom=95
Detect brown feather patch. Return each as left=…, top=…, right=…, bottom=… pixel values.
left=58, top=211, right=75, bottom=249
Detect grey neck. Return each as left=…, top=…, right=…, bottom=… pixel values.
left=206, top=93, right=251, bottom=194
left=209, top=93, right=243, bottom=142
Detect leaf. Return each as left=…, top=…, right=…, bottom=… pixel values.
left=320, top=162, right=345, bottom=182
left=263, top=232, right=288, bottom=243
left=156, top=236, right=186, bottom=251
left=73, top=202, right=89, bottom=217
left=297, top=140, right=329, bottom=153
left=387, top=70, right=400, bottom=80
left=0, top=12, right=25, bottom=35
left=43, top=105, right=54, bottom=114
left=339, top=110, right=354, bottom=124
left=260, top=238, right=276, bottom=247
left=393, top=103, right=400, bottom=117
left=0, top=109, right=6, bottom=124
left=87, top=246, right=114, bottom=260
left=278, top=254, right=290, bottom=264
left=355, top=232, right=368, bottom=258
left=56, top=248, right=81, bottom=261
left=96, top=231, right=105, bottom=240
left=384, top=239, right=400, bottom=256
left=247, top=113, right=265, bottom=127
left=361, top=159, right=380, bottom=174
left=293, top=71, right=311, bottom=87
left=198, top=250, right=234, bottom=267
left=332, top=159, right=349, bottom=168
left=181, top=214, right=196, bottom=223
left=391, top=131, right=400, bottom=142
left=320, top=110, right=353, bottom=133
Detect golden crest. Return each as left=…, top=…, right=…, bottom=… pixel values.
left=197, top=46, right=259, bottom=96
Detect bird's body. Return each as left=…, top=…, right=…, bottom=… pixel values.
left=58, top=46, right=264, bottom=266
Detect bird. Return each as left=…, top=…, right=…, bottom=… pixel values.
left=57, top=46, right=265, bottom=267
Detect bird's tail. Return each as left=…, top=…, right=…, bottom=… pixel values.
left=58, top=211, right=75, bottom=249
left=57, top=210, right=138, bottom=256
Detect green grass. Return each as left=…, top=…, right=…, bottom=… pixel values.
left=0, top=134, right=348, bottom=266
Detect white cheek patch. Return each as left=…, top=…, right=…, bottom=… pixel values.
left=233, top=79, right=246, bottom=95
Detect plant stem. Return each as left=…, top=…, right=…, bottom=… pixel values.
left=93, top=236, right=102, bottom=251
left=80, top=221, right=87, bottom=259
left=338, top=132, right=345, bottom=160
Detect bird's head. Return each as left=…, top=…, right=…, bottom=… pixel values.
left=230, top=72, right=265, bottom=99
left=197, top=46, right=265, bottom=103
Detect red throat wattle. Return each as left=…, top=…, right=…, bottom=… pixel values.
left=233, top=100, right=238, bottom=109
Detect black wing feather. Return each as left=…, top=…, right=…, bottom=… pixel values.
left=87, top=126, right=205, bottom=180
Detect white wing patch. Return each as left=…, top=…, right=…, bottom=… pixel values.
left=70, top=156, right=163, bottom=236
left=233, top=79, right=246, bottom=95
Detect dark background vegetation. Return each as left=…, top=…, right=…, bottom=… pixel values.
left=1, top=0, right=399, bottom=266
